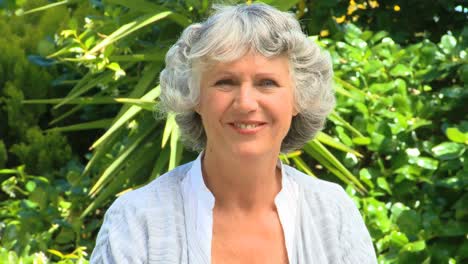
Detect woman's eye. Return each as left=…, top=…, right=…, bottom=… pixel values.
left=258, top=79, right=278, bottom=87
left=214, top=79, right=235, bottom=86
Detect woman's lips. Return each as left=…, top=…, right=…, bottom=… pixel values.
left=228, top=122, right=266, bottom=134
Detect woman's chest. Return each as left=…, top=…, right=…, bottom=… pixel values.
left=211, top=236, right=289, bottom=264
left=210, top=212, right=289, bottom=264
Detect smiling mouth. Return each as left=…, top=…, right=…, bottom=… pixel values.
left=229, top=122, right=266, bottom=133
left=234, top=123, right=260, bottom=129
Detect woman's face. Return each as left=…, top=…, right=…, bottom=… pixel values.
left=197, top=52, right=298, bottom=158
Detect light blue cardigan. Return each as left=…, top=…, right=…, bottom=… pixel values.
left=90, top=161, right=378, bottom=264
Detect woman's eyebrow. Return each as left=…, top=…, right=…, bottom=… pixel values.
left=213, top=70, right=235, bottom=76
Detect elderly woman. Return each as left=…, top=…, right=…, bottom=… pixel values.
left=90, top=3, right=377, bottom=264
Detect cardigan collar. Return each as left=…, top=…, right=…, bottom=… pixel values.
left=181, top=152, right=299, bottom=263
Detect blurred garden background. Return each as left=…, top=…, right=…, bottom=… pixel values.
left=0, top=0, right=467, bottom=263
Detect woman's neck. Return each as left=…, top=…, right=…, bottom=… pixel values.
left=201, top=147, right=282, bottom=214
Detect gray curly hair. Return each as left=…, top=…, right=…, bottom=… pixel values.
left=159, top=3, right=335, bottom=153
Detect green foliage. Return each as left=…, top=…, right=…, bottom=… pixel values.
left=0, top=162, right=92, bottom=263
left=0, top=140, right=6, bottom=168
left=0, top=0, right=72, bottom=146
left=300, top=0, right=468, bottom=44
left=321, top=23, right=467, bottom=263
left=0, top=0, right=95, bottom=262
left=10, top=127, right=72, bottom=175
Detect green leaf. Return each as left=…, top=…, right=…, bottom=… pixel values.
left=353, top=136, right=371, bottom=145
left=0, top=169, right=18, bottom=175
left=350, top=38, right=367, bottom=49
left=106, top=0, right=166, bottom=13
left=304, top=140, right=366, bottom=193
left=291, top=156, right=316, bottom=177
left=389, top=231, right=409, bottom=247
left=377, top=177, right=392, bottom=195
left=162, top=114, right=176, bottom=148
left=107, top=0, right=190, bottom=26
left=25, top=181, right=36, bottom=192
left=333, top=77, right=371, bottom=101
left=397, top=209, right=421, bottom=236
left=87, top=12, right=174, bottom=55
left=258, top=0, right=301, bottom=11
left=329, top=111, right=365, bottom=137
left=54, top=72, right=114, bottom=109
left=91, top=86, right=161, bottom=149
left=83, top=132, right=161, bottom=217
left=316, top=132, right=362, bottom=157
left=409, top=156, right=439, bottom=170
left=446, top=127, right=468, bottom=143
left=150, top=146, right=170, bottom=180
left=390, top=64, right=412, bottom=77
left=335, top=126, right=353, bottom=146
left=401, top=240, right=426, bottom=252
left=82, top=132, right=121, bottom=177
left=47, top=249, right=65, bottom=258
left=359, top=168, right=374, bottom=189
left=23, top=97, right=117, bottom=105
left=168, top=124, right=180, bottom=171
left=89, top=124, right=158, bottom=196
left=439, top=35, right=457, bottom=54
left=344, top=23, right=363, bottom=39
left=19, top=0, right=70, bottom=15
left=114, top=63, right=160, bottom=122
left=438, top=221, right=468, bottom=237
left=47, top=119, right=113, bottom=132
left=106, top=62, right=126, bottom=80
left=431, top=142, right=465, bottom=160
left=114, top=98, right=156, bottom=111
left=49, top=105, right=82, bottom=125
left=370, top=31, right=389, bottom=44
left=436, top=176, right=462, bottom=189
left=390, top=202, right=409, bottom=221
left=110, top=52, right=166, bottom=62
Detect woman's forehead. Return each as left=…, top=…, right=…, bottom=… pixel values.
left=199, top=50, right=289, bottom=70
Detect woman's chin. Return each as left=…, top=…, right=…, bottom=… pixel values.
left=227, top=143, right=278, bottom=159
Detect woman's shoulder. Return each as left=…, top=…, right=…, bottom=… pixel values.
left=282, top=164, right=360, bottom=216
left=283, top=164, right=349, bottom=201
left=283, top=165, right=377, bottom=263
left=90, top=162, right=193, bottom=263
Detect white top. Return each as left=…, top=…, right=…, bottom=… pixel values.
left=90, top=159, right=378, bottom=264
left=180, top=154, right=299, bottom=263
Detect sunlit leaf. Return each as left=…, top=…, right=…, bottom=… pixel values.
left=91, top=86, right=161, bottom=149
left=87, top=12, right=174, bottom=55
left=446, top=127, right=468, bottom=143
left=431, top=142, right=465, bottom=160
left=292, top=156, right=316, bottom=177
left=19, top=0, right=70, bottom=15
left=316, top=132, right=363, bottom=157
left=401, top=240, right=426, bottom=252
left=47, top=119, right=113, bottom=132
left=390, top=64, right=412, bottom=77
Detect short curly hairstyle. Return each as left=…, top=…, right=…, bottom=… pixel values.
left=159, top=3, right=335, bottom=153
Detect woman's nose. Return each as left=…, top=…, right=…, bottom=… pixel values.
left=232, top=83, right=258, bottom=113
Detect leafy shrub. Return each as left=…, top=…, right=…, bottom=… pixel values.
left=320, top=24, right=467, bottom=263
left=0, top=0, right=95, bottom=262
left=0, top=163, right=91, bottom=261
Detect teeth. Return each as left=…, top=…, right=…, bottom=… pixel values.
left=235, top=123, right=258, bottom=129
